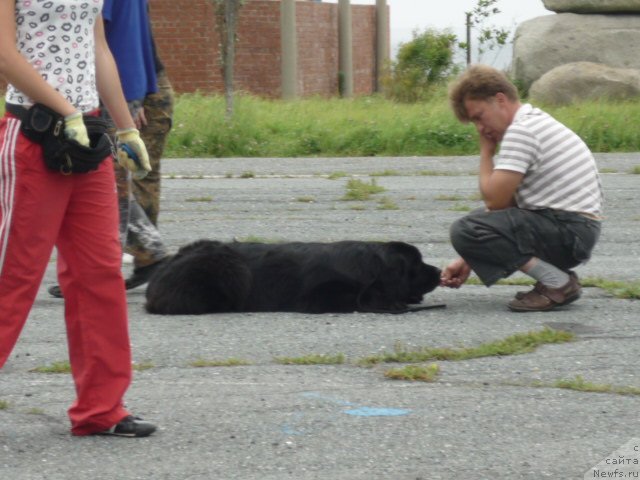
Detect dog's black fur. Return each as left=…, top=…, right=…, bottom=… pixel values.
left=145, top=240, right=441, bottom=315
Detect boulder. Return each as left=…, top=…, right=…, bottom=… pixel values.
left=529, top=62, right=640, bottom=105
left=543, top=0, right=640, bottom=13
left=511, top=13, right=640, bottom=92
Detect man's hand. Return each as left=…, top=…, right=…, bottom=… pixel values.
left=115, top=128, right=151, bottom=179
left=440, top=257, right=472, bottom=288
left=64, top=112, right=90, bottom=147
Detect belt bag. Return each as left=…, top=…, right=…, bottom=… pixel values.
left=9, top=103, right=113, bottom=174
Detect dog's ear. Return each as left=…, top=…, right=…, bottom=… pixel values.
left=384, top=241, right=422, bottom=261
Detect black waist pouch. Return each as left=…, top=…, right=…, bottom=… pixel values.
left=8, top=103, right=113, bottom=174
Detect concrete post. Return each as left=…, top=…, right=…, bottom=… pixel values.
left=338, top=0, right=353, bottom=97
left=281, top=0, right=298, bottom=99
left=375, top=0, right=388, bottom=92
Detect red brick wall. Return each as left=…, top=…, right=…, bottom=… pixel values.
left=296, top=2, right=339, bottom=96
left=1, top=1, right=386, bottom=98
left=150, top=0, right=384, bottom=97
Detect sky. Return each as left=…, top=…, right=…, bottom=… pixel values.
left=327, top=0, right=555, bottom=67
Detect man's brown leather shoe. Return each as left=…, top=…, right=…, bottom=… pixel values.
left=508, top=272, right=581, bottom=312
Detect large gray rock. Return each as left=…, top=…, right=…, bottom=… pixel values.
left=512, top=13, right=640, bottom=92
left=543, top=0, right=640, bottom=13
left=529, top=62, right=640, bottom=105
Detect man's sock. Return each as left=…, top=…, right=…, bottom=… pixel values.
left=524, top=259, right=570, bottom=289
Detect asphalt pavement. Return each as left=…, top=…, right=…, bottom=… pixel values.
left=1, top=153, right=639, bottom=480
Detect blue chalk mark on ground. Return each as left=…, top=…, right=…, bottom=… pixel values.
left=301, top=392, right=411, bottom=417
left=343, top=407, right=410, bottom=417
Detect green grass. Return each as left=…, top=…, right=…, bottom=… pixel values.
left=274, top=353, right=346, bottom=365
left=189, top=358, right=252, bottom=367
left=583, top=278, right=640, bottom=299
left=163, top=92, right=640, bottom=158
left=29, top=361, right=72, bottom=374
left=358, top=328, right=574, bottom=366
left=341, top=178, right=386, bottom=201
left=467, top=276, right=640, bottom=299
left=384, top=363, right=440, bottom=382
left=377, top=196, right=400, bottom=210
left=133, top=361, right=155, bottom=371
left=327, top=171, right=349, bottom=180
left=553, top=376, right=640, bottom=396
left=371, top=169, right=400, bottom=177
left=185, top=196, right=214, bottom=203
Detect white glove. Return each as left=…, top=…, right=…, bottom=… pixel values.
left=115, top=128, right=151, bottom=180
left=64, top=112, right=90, bottom=147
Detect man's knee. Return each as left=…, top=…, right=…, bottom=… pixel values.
left=449, top=216, right=476, bottom=257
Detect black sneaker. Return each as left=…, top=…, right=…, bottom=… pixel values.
left=48, top=285, right=63, bottom=298
left=124, top=260, right=165, bottom=290
left=97, top=415, right=157, bottom=438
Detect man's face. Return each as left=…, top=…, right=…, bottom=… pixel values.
left=464, top=93, right=513, bottom=143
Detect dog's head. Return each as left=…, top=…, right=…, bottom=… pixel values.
left=384, top=242, right=441, bottom=303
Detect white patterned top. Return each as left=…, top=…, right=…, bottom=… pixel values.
left=494, top=104, right=603, bottom=216
left=6, top=0, right=103, bottom=112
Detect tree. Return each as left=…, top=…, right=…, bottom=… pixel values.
left=460, top=0, right=510, bottom=66
left=209, top=0, right=244, bottom=120
left=383, top=28, right=458, bottom=103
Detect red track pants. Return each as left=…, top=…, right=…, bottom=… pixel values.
left=0, top=113, right=132, bottom=435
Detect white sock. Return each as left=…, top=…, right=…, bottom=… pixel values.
left=524, top=259, right=570, bottom=289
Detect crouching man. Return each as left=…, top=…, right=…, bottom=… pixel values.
left=440, top=65, right=603, bottom=312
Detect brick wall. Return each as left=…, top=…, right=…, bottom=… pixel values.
left=150, top=0, right=383, bottom=97
left=1, top=0, right=386, bottom=98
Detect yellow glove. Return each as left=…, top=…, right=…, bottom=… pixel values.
left=115, top=128, right=151, bottom=180
left=64, top=112, right=90, bottom=147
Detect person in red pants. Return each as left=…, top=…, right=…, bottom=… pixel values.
left=0, top=0, right=156, bottom=437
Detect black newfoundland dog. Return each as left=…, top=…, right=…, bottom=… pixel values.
left=145, top=240, right=442, bottom=315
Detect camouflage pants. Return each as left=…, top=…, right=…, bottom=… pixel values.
left=113, top=70, right=174, bottom=268
left=134, top=70, right=174, bottom=226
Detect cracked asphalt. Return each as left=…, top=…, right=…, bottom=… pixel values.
left=1, top=153, right=638, bottom=480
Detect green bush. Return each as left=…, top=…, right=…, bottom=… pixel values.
left=383, top=28, right=459, bottom=103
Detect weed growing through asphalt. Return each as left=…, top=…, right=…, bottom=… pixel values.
left=185, top=196, right=214, bottom=203
left=274, top=353, right=346, bottom=365
left=449, top=203, right=472, bottom=212
left=29, top=361, right=71, bottom=374
left=327, top=171, right=348, bottom=180
left=236, top=235, right=277, bottom=243
left=468, top=275, right=640, bottom=299
left=133, top=361, right=155, bottom=372
left=371, top=169, right=400, bottom=177
left=296, top=196, right=316, bottom=203
left=632, top=166, right=640, bottom=174
left=377, top=197, right=400, bottom=210
left=0, top=399, right=8, bottom=410
left=583, top=278, right=640, bottom=299
left=190, top=358, right=252, bottom=367
left=240, top=171, right=255, bottom=178
left=341, top=178, right=385, bottom=201
left=384, top=363, right=440, bottom=382
left=26, top=408, right=45, bottom=415
left=358, top=328, right=574, bottom=366
left=552, top=376, right=640, bottom=396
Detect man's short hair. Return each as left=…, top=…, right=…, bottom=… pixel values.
left=449, top=64, right=519, bottom=122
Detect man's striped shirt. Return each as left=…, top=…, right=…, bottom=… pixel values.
left=494, top=104, right=603, bottom=217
